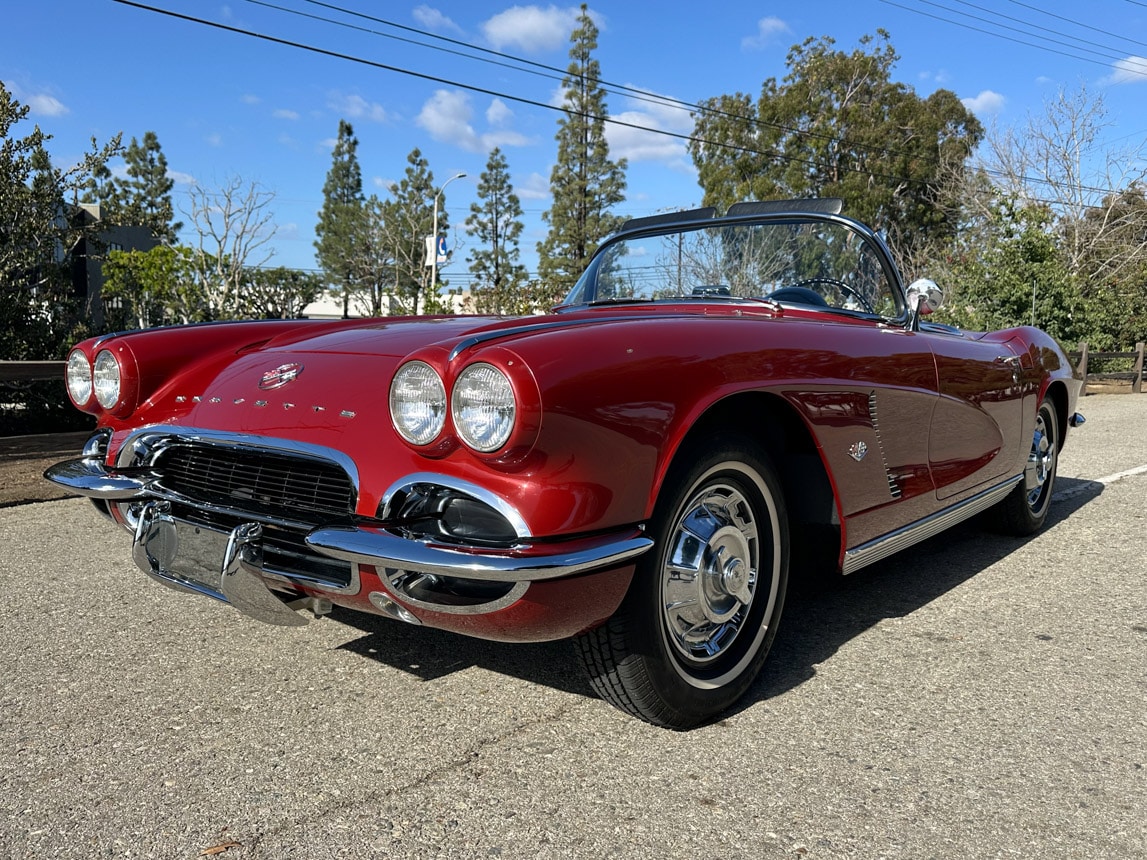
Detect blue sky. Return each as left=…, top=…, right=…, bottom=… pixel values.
left=5, top=1, right=1147, bottom=276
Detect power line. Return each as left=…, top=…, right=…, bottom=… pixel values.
left=1004, top=0, right=1147, bottom=51
left=253, top=0, right=938, bottom=172
left=111, top=0, right=939, bottom=193
left=258, top=0, right=1142, bottom=197
left=942, top=0, right=1147, bottom=60
left=113, top=0, right=1134, bottom=204
left=880, top=0, right=1147, bottom=72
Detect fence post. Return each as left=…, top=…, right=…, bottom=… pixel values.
left=1076, top=341, right=1089, bottom=396
left=1133, top=342, right=1144, bottom=395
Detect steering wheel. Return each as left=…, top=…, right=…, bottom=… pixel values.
left=792, top=277, right=876, bottom=314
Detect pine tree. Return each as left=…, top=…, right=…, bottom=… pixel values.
left=82, top=131, right=180, bottom=243
left=466, top=147, right=528, bottom=313
left=536, top=5, right=627, bottom=297
left=314, top=120, right=366, bottom=318
left=382, top=148, right=442, bottom=315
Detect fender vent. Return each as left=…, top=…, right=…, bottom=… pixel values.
left=868, top=392, right=903, bottom=500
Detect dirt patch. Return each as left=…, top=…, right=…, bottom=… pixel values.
left=0, top=432, right=90, bottom=507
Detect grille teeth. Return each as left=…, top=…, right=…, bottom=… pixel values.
left=155, top=445, right=355, bottom=521
left=868, top=392, right=903, bottom=500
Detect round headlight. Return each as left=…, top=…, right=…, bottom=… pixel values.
left=452, top=363, right=516, bottom=453
left=92, top=349, right=122, bottom=410
left=65, top=350, right=92, bottom=406
left=390, top=361, right=447, bottom=445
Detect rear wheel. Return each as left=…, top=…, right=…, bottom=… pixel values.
left=995, top=395, right=1059, bottom=535
left=576, top=436, right=789, bottom=729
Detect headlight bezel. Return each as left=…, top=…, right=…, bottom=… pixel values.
left=388, top=348, right=541, bottom=464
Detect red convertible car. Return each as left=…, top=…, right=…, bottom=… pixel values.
left=47, top=200, right=1083, bottom=728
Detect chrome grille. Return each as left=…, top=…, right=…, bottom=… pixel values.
left=155, top=444, right=355, bottom=522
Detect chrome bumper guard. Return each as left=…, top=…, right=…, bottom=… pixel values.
left=132, top=501, right=312, bottom=627
left=44, top=455, right=156, bottom=500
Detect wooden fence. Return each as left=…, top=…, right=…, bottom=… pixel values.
left=1070, top=342, right=1145, bottom=395
left=0, top=361, right=64, bottom=383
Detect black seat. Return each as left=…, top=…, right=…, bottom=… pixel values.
left=766, top=286, right=829, bottom=307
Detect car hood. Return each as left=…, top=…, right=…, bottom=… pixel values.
left=256, top=315, right=526, bottom=357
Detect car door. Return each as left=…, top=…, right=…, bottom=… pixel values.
left=924, top=327, right=1026, bottom=500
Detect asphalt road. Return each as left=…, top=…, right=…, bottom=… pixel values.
left=1, top=395, right=1144, bottom=859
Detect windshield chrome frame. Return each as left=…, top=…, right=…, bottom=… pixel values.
left=557, top=209, right=909, bottom=325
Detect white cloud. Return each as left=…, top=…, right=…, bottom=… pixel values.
left=26, top=92, right=68, bottom=117
left=482, top=5, right=585, bottom=53
left=416, top=89, right=532, bottom=152
left=919, top=69, right=952, bottom=85
left=961, top=90, right=1006, bottom=116
left=206, top=132, right=224, bottom=147
left=741, top=16, right=789, bottom=51
left=413, top=5, right=462, bottom=34
left=486, top=98, right=513, bottom=127
left=605, top=89, right=695, bottom=171
left=373, top=176, right=398, bottom=192
left=273, top=108, right=299, bottom=120
left=1104, top=56, right=1147, bottom=85
left=327, top=92, right=388, bottom=122
left=5, top=80, right=69, bottom=116
left=241, top=94, right=261, bottom=105
left=167, top=170, right=195, bottom=186
left=519, top=171, right=551, bottom=201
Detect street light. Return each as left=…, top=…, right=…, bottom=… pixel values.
left=430, top=172, right=467, bottom=293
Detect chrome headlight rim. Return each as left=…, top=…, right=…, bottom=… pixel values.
left=451, top=362, right=517, bottom=453
left=66, top=350, right=93, bottom=407
left=390, top=360, right=448, bottom=447
left=92, top=349, right=122, bottom=410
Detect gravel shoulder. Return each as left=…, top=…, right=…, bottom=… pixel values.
left=0, top=431, right=91, bottom=507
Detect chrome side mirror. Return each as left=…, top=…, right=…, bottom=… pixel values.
left=907, top=278, right=944, bottom=330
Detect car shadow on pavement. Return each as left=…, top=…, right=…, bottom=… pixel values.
left=331, top=477, right=1105, bottom=718
left=733, top=475, right=1106, bottom=718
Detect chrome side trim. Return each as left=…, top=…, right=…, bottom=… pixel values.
left=381, top=472, right=532, bottom=539
left=842, top=476, right=1022, bottom=575
left=305, top=525, right=653, bottom=583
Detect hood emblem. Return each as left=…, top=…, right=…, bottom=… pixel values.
left=259, top=363, right=304, bottom=390
left=849, top=441, right=868, bottom=462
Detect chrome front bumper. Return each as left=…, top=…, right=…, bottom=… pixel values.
left=46, top=454, right=653, bottom=586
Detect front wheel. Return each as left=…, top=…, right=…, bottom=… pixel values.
left=994, top=395, right=1059, bottom=535
left=575, top=437, right=789, bottom=729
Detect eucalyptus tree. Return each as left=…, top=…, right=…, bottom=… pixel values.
left=689, top=31, right=982, bottom=258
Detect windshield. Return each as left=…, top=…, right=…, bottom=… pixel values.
left=564, top=217, right=902, bottom=317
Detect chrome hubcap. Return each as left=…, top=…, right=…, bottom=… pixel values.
left=662, top=483, right=758, bottom=663
left=1024, top=409, right=1056, bottom=508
